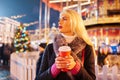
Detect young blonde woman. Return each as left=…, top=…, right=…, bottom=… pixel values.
left=35, top=9, right=96, bottom=80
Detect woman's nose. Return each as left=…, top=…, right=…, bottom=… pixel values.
left=58, top=20, right=61, bottom=25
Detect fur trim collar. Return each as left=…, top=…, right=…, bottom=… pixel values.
left=53, top=34, right=86, bottom=57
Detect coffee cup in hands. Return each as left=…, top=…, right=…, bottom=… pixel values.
left=58, top=46, right=71, bottom=71
left=58, top=46, right=71, bottom=57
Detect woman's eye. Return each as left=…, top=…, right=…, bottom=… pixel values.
left=59, top=17, right=68, bottom=21
left=63, top=18, right=67, bottom=20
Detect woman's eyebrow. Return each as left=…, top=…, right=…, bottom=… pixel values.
left=62, top=16, right=69, bottom=19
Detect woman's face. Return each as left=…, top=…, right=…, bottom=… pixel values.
left=58, top=13, right=73, bottom=36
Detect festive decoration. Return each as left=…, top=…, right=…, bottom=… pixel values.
left=14, top=23, right=31, bottom=53
left=108, top=0, right=114, bottom=5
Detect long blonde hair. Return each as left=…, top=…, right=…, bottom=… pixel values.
left=60, top=9, right=96, bottom=61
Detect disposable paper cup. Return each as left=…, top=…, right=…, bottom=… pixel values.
left=58, top=46, right=71, bottom=72
left=58, top=46, right=71, bottom=57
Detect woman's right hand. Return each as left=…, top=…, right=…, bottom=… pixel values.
left=55, top=55, right=76, bottom=71
left=55, top=56, right=68, bottom=69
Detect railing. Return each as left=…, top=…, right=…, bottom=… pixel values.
left=95, top=65, right=120, bottom=80
left=10, top=52, right=39, bottom=80
left=84, top=16, right=120, bottom=26
left=10, top=52, right=120, bottom=80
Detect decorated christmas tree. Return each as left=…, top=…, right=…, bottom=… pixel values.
left=14, top=23, right=31, bottom=53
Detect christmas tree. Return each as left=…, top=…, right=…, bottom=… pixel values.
left=14, top=23, right=31, bottom=53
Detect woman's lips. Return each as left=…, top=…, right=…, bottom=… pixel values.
left=59, top=26, right=62, bottom=29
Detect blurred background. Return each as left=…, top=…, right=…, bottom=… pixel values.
left=0, top=0, right=120, bottom=80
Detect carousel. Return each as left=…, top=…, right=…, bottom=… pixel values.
left=10, top=0, right=120, bottom=80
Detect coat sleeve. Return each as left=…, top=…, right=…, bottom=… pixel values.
left=35, top=44, right=55, bottom=80
left=35, top=53, right=43, bottom=77
left=74, top=45, right=96, bottom=80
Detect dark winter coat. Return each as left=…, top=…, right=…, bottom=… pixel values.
left=0, top=43, right=4, bottom=59
left=36, top=34, right=96, bottom=80
left=35, top=43, right=96, bottom=80
left=3, top=44, right=12, bottom=60
left=35, top=52, right=44, bottom=77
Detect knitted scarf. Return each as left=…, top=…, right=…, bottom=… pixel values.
left=53, top=34, right=86, bottom=80
left=53, top=34, right=86, bottom=62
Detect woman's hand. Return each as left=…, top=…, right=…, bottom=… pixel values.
left=55, top=55, right=76, bottom=71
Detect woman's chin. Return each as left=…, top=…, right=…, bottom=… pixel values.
left=58, top=29, right=62, bottom=32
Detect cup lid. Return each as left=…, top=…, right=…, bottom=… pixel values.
left=58, top=46, right=71, bottom=52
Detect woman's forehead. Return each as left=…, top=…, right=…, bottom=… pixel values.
left=60, top=13, right=70, bottom=18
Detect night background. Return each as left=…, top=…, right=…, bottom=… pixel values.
left=0, top=0, right=60, bottom=30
